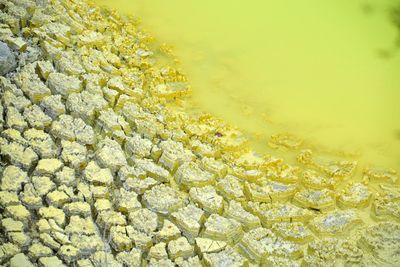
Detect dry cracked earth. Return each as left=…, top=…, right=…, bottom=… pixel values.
left=0, top=0, right=400, bottom=266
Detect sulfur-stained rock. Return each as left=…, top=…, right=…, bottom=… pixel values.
left=54, top=166, right=76, bottom=186
left=148, top=242, right=168, bottom=260
left=175, top=162, right=214, bottom=188
left=118, top=165, right=147, bottom=182
left=203, top=247, right=248, bottom=267
left=0, top=165, right=28, bottom=192
left=28, top=243, right=53, bottom=259
left=0, top=190, right=19, bottom=208
left=23, top=129, right=59, bottom=158
left=247, top=202, right=315, bottom=227
left=58, top=245, right=80, bottom=263
left=39, top=233, right=61, bottom=250
left=1, top=217, right=24, bottom=233
left=63, top=202, right=91, bottom=217
left=97, top=108, right=131, bottom=138
left=95, top=138, right=127, bottom=172
left=0, top=142, right=38, bottom=170
left=70, top=234, right=104, bottom=256
left=129, top=208, right=158, bottom=234
left=155, top=219, right=181, bottom=243
left=244, top=180, right=297, bottom=202
left=202, top=214, right=243, bottom=244
left=76, top=259, right=94, bottom=267
left=36, top=60, right=55, bottom=80
left=189, top=186, right=223, bottom=214
left=32, top=176, right=56, bottom=196
left=51, top=114, right=95, bottom=145
left=20, top=183, right=43, bottom=209
left=90, top=251, right=121, bottom=267
left=149, top=258, right=175, bottom=267
left=167, top=236, right=194, bottom=260
left=38, top=256, right=66, bottom=267
left=61, top=140, right=87, bottom=169
left=40, top=95, right=65, bottom=119
left=175, top=256, right=202, bottom=267
left=363, top=166, right=398, bottom=184
left=90, top=185, right=110, bottom=199
left=239, top=227, right=302, bottom=262
left=23, top=105, right=52, bottom=129
left=225, top=200, right=261, bottom=230
left=6, top=106, right=28, bottom=131
left=126, top=226, right=153, bottom=251
left=158, top=140, right=195, bottom=172
left=38, top=206, right=65, bottom=227
left=125, top=133, right=153, bottom=158
left=1, top=129, right=27, bottom=147
left=8, top=231, right=31, bottom=248
left=83, top=161, right=114, bottom=186
left=66, top=91, right=107, bottom=124
left=109, top=225, right=133, bottom=252
left=293, top=188, right=335, bottom=211
left=272, top=222, right=313, bottom=244
left=9, top=253, right=35, bottom=267
left=143, top=184, right=184, bottom=215
left=337, top=182, right=372, bottom=208
left=46, top=190, right=70, bottom=207
left=115, top=188, right=141, bottom=214
left=0, top=243, right=19, bottom=264
left=133, top=158, right=170, bottom=183
left=195, top=237, right=227, bottom=256
left=35, top=158, right=63, bottom=176
left=47, top=72, right=82, bottom=97
left=309, top=209, right=361, bottom=236
left=116, top=248, right=142, bottom=267
left=358, top=222, right=400, bottom=265
left=5, top=204, right=30, bottom=222
left=171, top=204, right=205, bottom=240
left=96, top=210, right=127, bottom=229
left=94, top=198, right=112, bottom=213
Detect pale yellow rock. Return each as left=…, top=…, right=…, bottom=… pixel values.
left=8, top=231, right=31, bottom=247
left=58, top=245, right=80, bottom=263
left=155, top=219, right=181, bottom=243
left=47, top=72, right=82, bottom=97
left=0, top=243, right=19, bottom=263
left=9, top=253, right=34, bottom=267
left=0, top=165, right=28, bottom=192
left=84, top=161, right=113, bottom=186
left=28, top=243, right=53, bottom=259
left=167, top=236, right=194, bottom=260
left=1, top=217, right=24, bottom=233
left=195, top=237, right=227, bottom=255
left=38, top=256, right=67, bottom=267
left=148, top=242, right=168, bottom=260
left=35, top=159, right=64, bottom=176
left=46, top=190, right=70, bottom=207
left=4, top=36, right=27, bottom=51
left=36, top=61, right=55, bottom=80
left=0, top=191, right=20, bottom=207
left=32, top=176, right=56, bottom=196
left=5, top=204, right=30, bottom=222
left=38, top=206, right=66, bottom=227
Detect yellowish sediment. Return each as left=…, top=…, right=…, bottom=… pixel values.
left=0, top=0, right=399, bottom=266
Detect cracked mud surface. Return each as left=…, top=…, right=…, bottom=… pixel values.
left=0, top=0, right=399, bottom=266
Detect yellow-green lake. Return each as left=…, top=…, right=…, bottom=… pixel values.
left=95, top=0, right=400, bottom=170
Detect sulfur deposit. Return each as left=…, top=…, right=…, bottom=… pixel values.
left=0, top=0, right=399, bottom=266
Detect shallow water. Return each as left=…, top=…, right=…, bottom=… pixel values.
left=95, top=0, right=400, bottom=170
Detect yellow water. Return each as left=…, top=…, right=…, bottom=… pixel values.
left=95, top=0, right=400, bottom=170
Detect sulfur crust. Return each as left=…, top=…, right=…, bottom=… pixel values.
left=0, top=0, right=399, bottom=266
